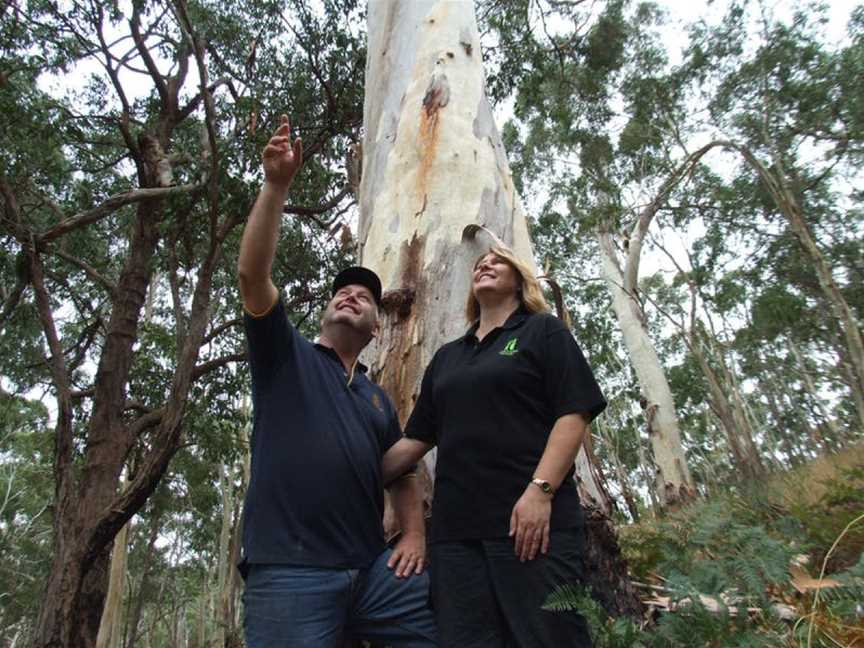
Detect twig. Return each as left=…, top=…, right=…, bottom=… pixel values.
left=806, top=511, right=864, bottom=648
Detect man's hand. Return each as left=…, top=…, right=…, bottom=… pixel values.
left=387, top=530, right=426, bottom=578
left=509, top=485, right=552, bottom=562
left=262, top=114, right=303, bottom=190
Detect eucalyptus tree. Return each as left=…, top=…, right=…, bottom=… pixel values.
left=358, top=0, right=641, bottom=617
left=0, top=0, right=364, bottom=644
left=679, top=1, right=864, bottom=430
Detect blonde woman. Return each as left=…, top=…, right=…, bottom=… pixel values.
left=382, top=247, right=606, bottom=647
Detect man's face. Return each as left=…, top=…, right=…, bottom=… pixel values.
left=322, top=283, right=380, bottom=339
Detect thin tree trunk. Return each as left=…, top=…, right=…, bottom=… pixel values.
left=690, top=334, right=763, bottom=479
left=360, top=0, right=641, bottom=618
left=214, top=463, right=232, bottom=648
left=714, top=345, right=764, bottom=471
left=789, top=339, right=840, bottom=450
left=612, top=454, right=640, bottom=523
left=733, top=146, right=864, bottom=424
left=597, top=232, right=694, bottom=506
left=95, top=475, right=131, bottom=648
left=216, top=451, right=247, bottom=648
left=754, top=345, right=806, bottom=466
left=124, top=500, right=162, bottom=648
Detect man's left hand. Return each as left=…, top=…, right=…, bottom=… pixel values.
left=387, top=530, right=426, bottom=578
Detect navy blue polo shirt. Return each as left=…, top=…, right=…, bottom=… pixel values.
left=405, top=308, right=606, bottom=543
left=240, top=297, right=402, bottom=570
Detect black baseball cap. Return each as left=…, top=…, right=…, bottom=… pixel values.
left=332, top=266, right=382, bottom=306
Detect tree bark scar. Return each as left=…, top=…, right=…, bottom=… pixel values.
left=417, top=73, right=450, bottom=196
left=376, top=234, right=426, bottom=425
left=422, top=73, right=450, bottom=117
left=414, top=193, right=428, bottom=217
left=459, top=26, right=473, bottom=57
left=381, top=287, right=415, bottom=320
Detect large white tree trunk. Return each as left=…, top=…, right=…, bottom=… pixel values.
left=359, top=0, right=604, bottom=510
left=597, top=232, right=694, bottom=506
left=358, top=0, right=532, bottom=390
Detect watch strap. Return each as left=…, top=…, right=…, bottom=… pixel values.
left=531, top=478, right=554, bottom=495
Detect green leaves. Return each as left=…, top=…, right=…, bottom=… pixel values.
left=542, top=584, right=650, bottom=647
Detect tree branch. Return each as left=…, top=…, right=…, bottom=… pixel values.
left=191, top=352, right=246, bottom=381
left=165, top=230, right=187, bottom=349
left=284, top=14, right=338, bottom=115
left=129, top=5, right=169, bottom=108
left=178, top=77, right=231, bottom=122
left=203, top=318, right=243, bottom=346
left=624, top=140, right=728, bottom=292
left=93, top=5, right=138, bottom=158
left=173, top=0, right=220, bottom=235
left=40, top=184, right=199, bottom=243
left=283, top=185, right=352, bottom=226
left=127, top=408, right=165, bottom=439
left=28, top=249, right=76, bottom=507
left=51, top=248, right=117, bottom=296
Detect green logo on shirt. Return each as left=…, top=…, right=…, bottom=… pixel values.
left=500, top=337, right=519, bottom=356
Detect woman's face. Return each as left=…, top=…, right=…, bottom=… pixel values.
left=472, top=253, right=520, bottom=299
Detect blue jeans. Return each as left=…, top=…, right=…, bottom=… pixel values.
left=243, top=548, right=438, bottom=647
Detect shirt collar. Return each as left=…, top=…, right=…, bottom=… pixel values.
left=313, top=342, right=369, bottom=373
left=461, top=306, right=531, bottom=342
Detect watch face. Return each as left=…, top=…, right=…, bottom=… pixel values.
left=533, top=479, right=553, bottom=494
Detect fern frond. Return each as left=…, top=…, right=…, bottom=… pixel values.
left=819, top=581, right=864, bottom=604
left=541, top=583, right=585, bottom=612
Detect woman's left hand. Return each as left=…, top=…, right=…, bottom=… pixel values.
left=509, top=486, right=552, bottom=562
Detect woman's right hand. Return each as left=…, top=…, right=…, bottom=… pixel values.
left=382, top=438, right=432, bottom=485
left=509, top=485, right=552, bottom=562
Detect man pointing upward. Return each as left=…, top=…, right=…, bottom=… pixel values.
left=237, top=114, right=437, bottom=647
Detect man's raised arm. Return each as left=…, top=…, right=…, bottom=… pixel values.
left=238, top=114, right=303, bottom=315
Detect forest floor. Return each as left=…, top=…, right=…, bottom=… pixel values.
left=573, top=445, right=864, bottom=647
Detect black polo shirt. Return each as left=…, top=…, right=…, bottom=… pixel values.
left=240, top=297, right=402, bottom=570
left=405, top=308, right=606, bottom=543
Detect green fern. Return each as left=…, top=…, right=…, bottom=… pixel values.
left=542, top=585, right=649, bottom=647
left=541, top=583, right=585, bottom=612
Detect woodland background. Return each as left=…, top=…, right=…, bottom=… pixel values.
left=1, top=0, right=863, bottom=646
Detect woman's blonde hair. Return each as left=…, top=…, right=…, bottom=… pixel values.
left=465, top=246, right=550, bottom=322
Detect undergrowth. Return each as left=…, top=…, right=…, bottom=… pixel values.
left=546, top=464, right=864, bottom=647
